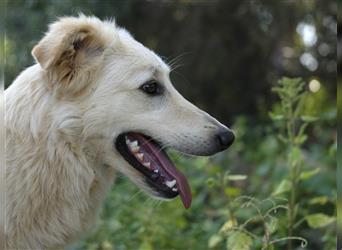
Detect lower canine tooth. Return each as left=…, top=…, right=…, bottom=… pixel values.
left=143, top=162, right=151, bottom=168
left=136, top=153, right=144, bottom=161
left=172, top=188, right=178, bottom=192
left=165, top=179, right=177, bottom=188
left=154, top=169, right=159, bottom=173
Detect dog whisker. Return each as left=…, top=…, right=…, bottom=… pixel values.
left=170, top=69, right=191, bottom=86
left=166, top=52, right=192, bottom=67
left=127, top=189, right=144, bottom=202
left=170, top=63, right=186, bottom=72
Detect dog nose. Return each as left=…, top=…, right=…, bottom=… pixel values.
left=216, top=129, right=235, bottom=150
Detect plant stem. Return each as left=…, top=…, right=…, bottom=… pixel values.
left=288, top=179, right=295, bottom=250
left=272, top=78, right=308, bottom=250
left=287, top=96, right=298, bottom=250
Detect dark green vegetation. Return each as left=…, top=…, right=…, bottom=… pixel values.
left=5, top=1, right=336, bottom=249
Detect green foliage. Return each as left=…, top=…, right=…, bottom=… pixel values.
left=272, top=180, right=292, bottom=196
left=226, top=231, right=253, bottom=250
left=270, top=77, right=335, bottom=250
left=201, top=77, right=336, bottom=250
left=305, top=213, right=335, bottom=229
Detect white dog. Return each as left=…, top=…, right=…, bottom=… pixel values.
left=3, top=15, right=234, bottom=249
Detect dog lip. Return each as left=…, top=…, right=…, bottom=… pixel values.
left=115, top=132, right=192, bottom=209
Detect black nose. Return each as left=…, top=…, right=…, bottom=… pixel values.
left=216, top=130, right=235, bottom=150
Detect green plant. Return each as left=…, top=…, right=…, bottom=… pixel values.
left=270, top=77, right=335, bottom=250
left=206, top=77, right=336, bottom=250
left=207, top=171, right=307, bottom=250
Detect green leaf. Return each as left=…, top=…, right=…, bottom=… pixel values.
left=219, top=219, right=238, bottom=234
left=227, top=175, right=248, bottom=181
left=308, top=196, right=329, bottom=205
left=272, top=179, right=292, bottom=196
left=224, top=187, right=241, bottom=197
left=299, top=168, right=320, bottom=180
left=269, top=112, right=285, bottom=121
left=266, top=217, right=278, bottom=235
left=226, top=231, right=253, bottom=250
left=297, top=123, right=309, bottom=137
left=289, top=147, right=302, bottom=162
left=300, top=115, right=319, bottom=122
left=208, top=234, right=223, bottom=248
left=294, top=135, right=307, bottom=145
left=305, top=213, right=335, bottom=228
left=206, top=178, right=216, bottom=188
left=277, top=134, right=288, bottom=143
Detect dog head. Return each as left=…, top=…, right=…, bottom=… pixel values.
left=32, top=15, right=235, bottom=208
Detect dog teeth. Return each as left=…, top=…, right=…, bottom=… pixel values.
left=130, top=140, right=138, bottom=147
left=143, top=162, right=151, bottom=168
left=135, top=153, right=144, bottom=161
left=165, top=179, right=176, bottom=188
left=154, top=169, right=159, bottom=173
left=130, top=145, right=140, bottom=153
left=172, top=188, right=178, bottom=192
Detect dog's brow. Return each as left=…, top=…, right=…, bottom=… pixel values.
left=151, top=65, right=169, bottom=77
left=147, top=66, right=161, bottom=79
left=149, top=66, right=157, bottom=74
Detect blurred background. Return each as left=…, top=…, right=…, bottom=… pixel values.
left=5, top=1, right=337, bottom=250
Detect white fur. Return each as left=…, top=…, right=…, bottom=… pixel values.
left=3, top=15, right=228, bottom=249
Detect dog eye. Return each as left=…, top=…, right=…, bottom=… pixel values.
left=140, top=80, right=162, bottom=95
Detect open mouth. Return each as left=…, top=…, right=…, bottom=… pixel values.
left=115, top=132, right=192, bottom=208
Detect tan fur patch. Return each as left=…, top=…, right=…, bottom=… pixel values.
left=32, top=18, right=107, bottom=98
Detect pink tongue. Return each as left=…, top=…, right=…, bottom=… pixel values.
left=134, top=134, right=192, bottom=209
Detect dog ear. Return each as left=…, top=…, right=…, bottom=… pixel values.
left=32, top=17, right=107, bottom=94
